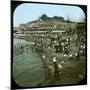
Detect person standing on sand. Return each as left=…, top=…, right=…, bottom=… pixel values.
left=53, top=57, right=60, bottom=80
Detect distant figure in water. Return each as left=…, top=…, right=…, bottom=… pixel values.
left=26, top=44, right=29, bottom=53
left=41, top=54, right=45, bottom=61
left=20, top=46, right=24, bottom=54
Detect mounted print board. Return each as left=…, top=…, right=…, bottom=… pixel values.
left=11, top=0, right=87, bottom=89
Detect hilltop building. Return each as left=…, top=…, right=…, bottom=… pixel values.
left=14, top=14, right=85, bottom=39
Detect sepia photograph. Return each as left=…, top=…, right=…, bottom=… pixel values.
left=12, top=1, right=87, bottom=89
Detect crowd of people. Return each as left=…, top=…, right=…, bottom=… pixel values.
left=13, top=30, right=86, bottom=83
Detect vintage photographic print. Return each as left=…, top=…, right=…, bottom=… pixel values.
left=11, top=0, right=87, bottom=89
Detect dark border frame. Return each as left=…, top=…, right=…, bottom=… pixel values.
left=11, top=1, right=87, bottom=89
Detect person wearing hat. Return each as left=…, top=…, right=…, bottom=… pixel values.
left=53, top=57, right=60, bottom=80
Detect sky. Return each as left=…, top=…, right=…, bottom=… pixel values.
left=13, top=3, right=85, bottom=27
